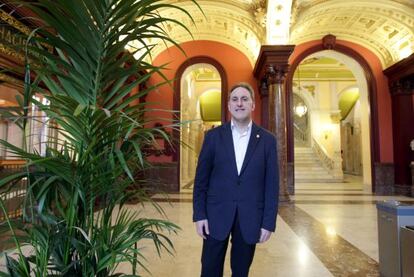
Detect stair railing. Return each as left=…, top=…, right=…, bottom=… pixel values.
left=293, top=123, right=308, bottom=144
left=312, top=138, right=334, bottom=172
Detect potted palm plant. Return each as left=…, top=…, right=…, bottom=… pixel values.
left=0, top=0, right=199, bottom=275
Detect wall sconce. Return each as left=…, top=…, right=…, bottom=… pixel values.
left=323, top=130, right=331, bottom=140
left=294, top=102, right=308, bottom=117
left=410, top=139, right=414, bottom=151
left=322, top=124, right=333, bottom=140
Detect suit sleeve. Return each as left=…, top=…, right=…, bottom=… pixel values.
left=261, top=135, right=279, bottom=231
left=193, top=131, right=214, bottom=222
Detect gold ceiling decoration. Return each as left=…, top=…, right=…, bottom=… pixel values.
left=249, top=0, right=267, bottom=27
left=290, top=0, right=414, bottom=67
left=141, top=0, right=414, bottom=68
left=192, top=67, right=221, bottom=81
left=151, top=0, right=266, bottom=66
left=293, top=57, right=356, bottom=80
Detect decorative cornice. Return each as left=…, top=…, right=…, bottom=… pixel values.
left=0, top=9, right=32, bottom=36
left=0, top=72, right=24, bottom=89
left=249, top=0, right=267, bottom=27
left=290, top=0, right=414, bottom=68
left=384, top=52, right=414, bottom=96
left=383, top=53, right=414, bottom=81
left=152, top=1, right=265, bottom=66
left=388, top=77, right=414, bottom=96
left=253, top=45, right=295, bottom=82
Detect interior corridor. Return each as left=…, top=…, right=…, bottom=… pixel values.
left=116, top=176, right=414, bottom=276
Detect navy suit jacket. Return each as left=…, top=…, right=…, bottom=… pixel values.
left=193, top=122, right=279, bottom=244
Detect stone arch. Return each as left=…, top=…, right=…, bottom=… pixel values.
left=172, top=56, right=228, bottom=191
left=286, top=36, right=380, bottom=191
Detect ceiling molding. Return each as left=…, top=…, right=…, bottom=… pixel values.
left=152, top=0, right=265, bottom=66
left=290, top=0, right=414, bottom=68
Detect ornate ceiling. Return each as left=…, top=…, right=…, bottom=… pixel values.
left=290, top=0, right=414, bottom=67
left=293, top=57, right=355, bottom=80
left=154, top=0, right=266, bottom=66
left=191, top=67, right=221, bottom=81
left=1, top=0, right=413, bottom=69
left=154, top=0, right=414, bottom=68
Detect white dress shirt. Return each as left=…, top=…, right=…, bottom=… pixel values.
left=231, top=120, right=252, bottom=175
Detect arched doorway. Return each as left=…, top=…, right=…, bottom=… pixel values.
left=173, top=57, right=228, bottom=192
left=0, top=84, right=23, bottom=158
left=292, top=53, right=371, bottom=186
left=0, top=84, right=51, bottom=158
left=286, top=37, right=380, bottom=193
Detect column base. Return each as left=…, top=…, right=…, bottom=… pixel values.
left=287, top=162, right=294, bottom=195
left=411, top=162, right=414, bottom=196
left=374, top=163, right=394, bottom=196
left=394, top=185, right=412, bottom=197
left=279, top=192, right=291, bottom=203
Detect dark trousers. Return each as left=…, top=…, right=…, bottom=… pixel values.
left=201, top=210, right=256, bottom=277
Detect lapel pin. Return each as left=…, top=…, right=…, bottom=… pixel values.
left=256, top=134, right=260, bottom=138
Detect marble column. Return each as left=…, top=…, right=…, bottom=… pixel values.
left=259, top=77, right=270, bottom=130
left=411, top=162, right=414, bottom=196
left=383, top=55, right=414, bottom=196
left=253, top=45, right=295, bottom=202
left=266, top=64, right=291, bottom=202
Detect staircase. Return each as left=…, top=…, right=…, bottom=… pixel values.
left=294, top=147, right=342, bottom=183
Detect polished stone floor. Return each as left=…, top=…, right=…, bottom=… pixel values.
left=2, top=176, right=414, bottom=276
left=116, top=176, right=414, bottom=276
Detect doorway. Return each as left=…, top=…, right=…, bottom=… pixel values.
left=292, top=52, right=372, bottom=186
left=179, top=63, right=222, bottom=191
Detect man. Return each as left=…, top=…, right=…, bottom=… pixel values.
left=193, top=82, right=279, bottom=277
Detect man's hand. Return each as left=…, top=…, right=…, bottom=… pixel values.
left=259, top=228, right=272, bottom=243
left=195, top=219, right=210, bottom=239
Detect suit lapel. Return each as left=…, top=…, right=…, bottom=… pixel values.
left=221, top=122, right=238, bottom=176
left=239, top=123, right=261, bottom=176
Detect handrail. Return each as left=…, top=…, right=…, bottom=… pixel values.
left=293, top=123, right=307, bottom=143
left=0, top=159, right=27, bottom=222
left=312, top=138, right=334, bottom=171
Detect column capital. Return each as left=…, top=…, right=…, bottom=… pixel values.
left=253, top=45, right=295, bottom=85
left=259, top=76, right=269, bottom=98
left=384, top=52, right=414, bottom=96
left=265, top=64, right=291, bottom=85
left=389, top=77, right=414, bottom=96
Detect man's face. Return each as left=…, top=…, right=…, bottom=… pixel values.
left=228, top=87, right=255, bottom=123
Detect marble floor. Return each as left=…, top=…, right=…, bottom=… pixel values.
left=2, top=176, right=414, bottom=276
left=118, top=176, right=414, bottom=277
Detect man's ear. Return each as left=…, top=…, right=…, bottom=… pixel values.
left=251, top=102, right=255, bottom=111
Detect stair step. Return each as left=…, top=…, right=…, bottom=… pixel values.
left=294, top=146, right=340, bottom=182
left=295, top=167, right=329, bottom=172
left=295, top=149, right=314, bottom=153
left=295, top=162, right=325, bottom=166
left=295, top=172, right=331, bottom=176
left=295, top=178, right=344, bottom=183
left=295, top=160, right=324, bottom=163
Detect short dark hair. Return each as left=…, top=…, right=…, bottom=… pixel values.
left=229, top=82, right=255, bottom=102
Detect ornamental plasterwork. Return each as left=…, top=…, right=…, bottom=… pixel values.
left=0, top=73, right=24, bottom=90
left=290, top=0, right=414, bottom=68
left=150, top=0, right=265, bottom=66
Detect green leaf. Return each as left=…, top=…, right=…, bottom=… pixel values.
left=73, top=104, right=86, bottom=116
left=0, top=171, right=27, bottom=189
left=0, top=0, right=199, bottom=274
